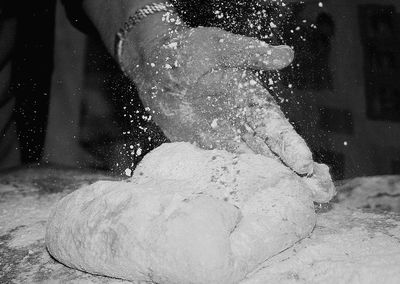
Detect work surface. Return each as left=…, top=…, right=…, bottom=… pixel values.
left=1, top=167, right=400, bottom=283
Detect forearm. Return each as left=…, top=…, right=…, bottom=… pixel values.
left=82, top=0, right=175, bottom=58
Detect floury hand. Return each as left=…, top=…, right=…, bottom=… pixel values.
left=119, top=10, right=335, bottom=202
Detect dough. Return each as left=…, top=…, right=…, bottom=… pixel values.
left=46, top=142, right=333, bottom=283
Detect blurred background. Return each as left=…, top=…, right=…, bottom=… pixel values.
left=1, top=0, right=399, bottom=180
left=280, top=0, right=400, bottom=180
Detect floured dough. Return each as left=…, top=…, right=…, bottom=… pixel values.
left=46, top=142, right=334, bottom=283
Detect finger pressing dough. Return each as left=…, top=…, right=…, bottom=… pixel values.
left=46, top=142, right=331, bottom=283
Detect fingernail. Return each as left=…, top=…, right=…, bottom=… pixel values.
left=298, top=161, right=314, bottom=176
left=273, top=46, right=294, bottom=67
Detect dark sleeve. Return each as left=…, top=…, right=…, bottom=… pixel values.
left=0, top=1, right=18, bottom=18
left=61, top=0, right=98, bottom=35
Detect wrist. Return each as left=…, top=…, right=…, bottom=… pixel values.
left=118, top=3, right=186, bottom=74
left=128, top=7, right=182, bottom=51
left=83, top=0, right=179, bottom=53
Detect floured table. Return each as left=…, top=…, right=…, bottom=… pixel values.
left=1, top=167, right=400, bottom=283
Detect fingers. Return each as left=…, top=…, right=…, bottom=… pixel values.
left=240, top=125, right=277, bottom=159
left=216, top=69, right=313, bottom=175
left=246, top=106, right=314, bottom=175
left=242, top=82, right=314, bottom=175
left=302, top=162, right=336, bottom=203
left=209, top=28, right=294, bottom=71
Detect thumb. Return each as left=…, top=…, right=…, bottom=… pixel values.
left=210, top=29, right=294, bottom=70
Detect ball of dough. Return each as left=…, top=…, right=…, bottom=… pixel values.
left=46, top=142, right=318, bottom=283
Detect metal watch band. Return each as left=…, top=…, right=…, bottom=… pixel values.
left=114, top=2, right=174, bottom=74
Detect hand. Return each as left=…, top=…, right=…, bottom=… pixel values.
left=122, top=13, right=312, bottom=176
